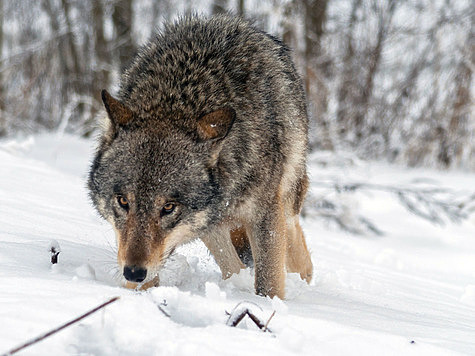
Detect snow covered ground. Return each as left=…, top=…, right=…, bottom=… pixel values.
left=1, top=134, right=474, bottom=355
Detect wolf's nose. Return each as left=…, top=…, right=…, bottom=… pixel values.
left=123, top=265, right=147, bottom=283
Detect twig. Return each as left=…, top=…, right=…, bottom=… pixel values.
left=263, top=310, right=276, bottom=332
left=2, top=297, right=120, bottom=356
left=48, top=240, right=61, bottom=265
left=226, top=302, right=274, bottom=333
left=157, top=300, right=170, bottom=318
left=50, top=247, right=60, bottom=264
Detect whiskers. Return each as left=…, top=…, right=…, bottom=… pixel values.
left=89, top=229, right=122, bottom=285
left=111, top=267, right=125, bottom=285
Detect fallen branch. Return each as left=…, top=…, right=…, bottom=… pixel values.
left=2, top=296, right=120, bottom=356
left=316, top=181, right=473, bottom=223
left=226, top=302, right=275, bottom=333
left=304, top=180, right=475, bottom=235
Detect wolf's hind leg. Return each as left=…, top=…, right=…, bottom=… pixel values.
left=285, top=216, right=313, bottom=283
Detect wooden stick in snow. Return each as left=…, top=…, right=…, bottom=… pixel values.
left=226, top=302, right=274, bottom=333
left=2, top=296, right=120, bottom=356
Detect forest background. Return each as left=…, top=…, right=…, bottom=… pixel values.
left=0, top=0, right=472, bottom=170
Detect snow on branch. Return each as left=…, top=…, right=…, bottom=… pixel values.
left=226, top=302, right=275, bottom=333
left=305, top=180, right=474, bottom=235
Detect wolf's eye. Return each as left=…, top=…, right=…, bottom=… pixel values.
left=117, top=196, right=129, bottom=210
left=161, top=203, right=175, bottom=216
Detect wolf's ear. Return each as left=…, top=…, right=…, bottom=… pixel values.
left=196, top=107, right=235, bottom=141
left=101, top=89, right=133, bottom=127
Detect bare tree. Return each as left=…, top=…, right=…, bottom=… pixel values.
left=445, top=27, right=473, bottom=168
left=300, top=0, right=332, bottom=150
left=0, top=0, right=473, bottom=171
left=0, top=0, right=4, bottom=136
left=336, top=0, right=362, bottom=137
left=112, top=0, right=135, bottom=71
left=281, top=0, right=296, bottom=48
left=212, top=0, right=228, bottom=14
left=355, top=1, right=397, bottom=141
left=85, top=0, right=110, bottom=135
left=237, top=0, right=245, bottom=17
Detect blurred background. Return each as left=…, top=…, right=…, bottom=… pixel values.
left=0, top=0, right=473, bottom=169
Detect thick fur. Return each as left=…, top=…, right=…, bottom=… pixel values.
left=88, top=15, right=313, bottom=298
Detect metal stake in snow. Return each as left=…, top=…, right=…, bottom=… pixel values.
left=1, top=297, right=119, bottom=356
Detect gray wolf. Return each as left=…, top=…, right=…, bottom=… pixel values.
left=88, top=15, right=313, bottom=298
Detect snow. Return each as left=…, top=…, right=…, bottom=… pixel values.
left=1, top=134, right=475, bottom=355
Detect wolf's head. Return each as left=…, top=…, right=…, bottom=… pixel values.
left=88, top=90, right=235, bottom=287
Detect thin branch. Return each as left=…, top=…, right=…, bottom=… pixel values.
left=226, top=302, right=274, bottom=333
left=263, top=310, right=276, bottom=332
left=156, top=300, right=171, bottom=318
left=48, top=240, right=61, bottom=265
left=2, top=297, right=120, bottom=356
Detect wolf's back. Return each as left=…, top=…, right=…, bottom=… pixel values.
left=116, top=15, right=308, bottom=202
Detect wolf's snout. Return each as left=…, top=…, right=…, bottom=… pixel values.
left=123, top=265, right=147, bottom=283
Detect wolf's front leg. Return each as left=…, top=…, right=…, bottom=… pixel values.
left=248, top=203, right=287, bottom=299
left=201, top=224, right=245, bottom=279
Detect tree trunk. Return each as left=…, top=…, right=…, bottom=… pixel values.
left=0, top=0, right=5, bottom=136
left=212, top=0, right=227, bottom=15
left=446, top=61, right=472, bottom=167
left=237, top=0, right=244, bottom=17
left=60, top=0, right=86, bottom=130
left=93, top=1, right=108, bottom=91
left=336, top=0, right=361, bottom=137
left=60, top=0, right=81, bottom=78
left=84, top=0, right=109, bottom=136
left=112, top=0, right=135, bottom=72
left=302, top=0, right=328, bottom=94
left=281, top=0, right=296, bottom=49
left=301, top=0, right=331, bottom=150
left=354, top=0, right=397, bottom=141
left=42, top=0, right=69, bottom=80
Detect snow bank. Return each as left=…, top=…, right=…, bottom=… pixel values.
left=0, top=134, right=474, bottom=355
